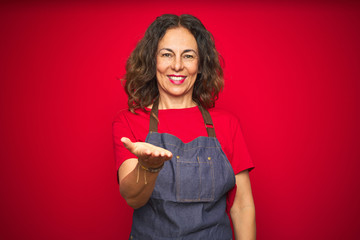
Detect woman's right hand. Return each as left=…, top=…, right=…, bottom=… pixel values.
left=119, top=137, right=172, bottom=208
left=121, top=137, right=173, bottom=168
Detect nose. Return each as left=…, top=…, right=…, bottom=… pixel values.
left=171, top=55, right=184, bottom=72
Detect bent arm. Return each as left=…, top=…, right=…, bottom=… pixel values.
left=118, top=137, right=172, bottom=209
left=230, top=170, right=256, bottom=240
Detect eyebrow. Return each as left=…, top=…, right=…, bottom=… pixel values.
left=159, top=48, right=198, bottom=55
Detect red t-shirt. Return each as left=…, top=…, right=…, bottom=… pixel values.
left=112, top=106, right=254, bottom=209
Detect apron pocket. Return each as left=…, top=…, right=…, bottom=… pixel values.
left=176, top=156, right=215, bottom=202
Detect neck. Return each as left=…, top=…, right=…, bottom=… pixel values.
left=157, top=95, right=196, bottom=110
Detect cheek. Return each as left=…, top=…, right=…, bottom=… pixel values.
left=187, top=62, right=199, bottom=75
left=156, top=61, right=168, bottom=74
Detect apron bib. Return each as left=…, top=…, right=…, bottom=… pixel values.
left=130, top=100, right=235, bottom=240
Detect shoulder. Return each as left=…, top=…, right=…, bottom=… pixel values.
left=113, top=108, right=129, bottom=121
left=113, top=108, right=150, bottom=123
left=207, top=107, right=244, bottom=144
left=208, top=107, right=240, bottom=126
left=112, top=108, right=150, bottom=142
left=112, top=108, right=151, bottom=136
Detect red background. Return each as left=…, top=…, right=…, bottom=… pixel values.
left=1, top=1, right=359, bottom=239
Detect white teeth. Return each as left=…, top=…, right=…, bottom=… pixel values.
left=169, top=76, right=185, bottom=81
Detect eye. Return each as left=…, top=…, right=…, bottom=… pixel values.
left=161, top=53, right=172, bottom=57
left=183, top=54, right=194, bottom=59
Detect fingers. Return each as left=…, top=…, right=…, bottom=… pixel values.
left=162, top=150, right=172, bottom=159
left=121, top=137, right=173, bottom=163
left=141, top=148, right=171, bottom=161
left=150, top=148, right=172, bottom=160
left=138, top=147, right=173, bottom=168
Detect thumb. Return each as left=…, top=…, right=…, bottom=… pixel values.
left=121, top=137, right=134, bottom=151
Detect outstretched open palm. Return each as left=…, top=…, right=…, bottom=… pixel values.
left=121, top=137, right=173, bottom=168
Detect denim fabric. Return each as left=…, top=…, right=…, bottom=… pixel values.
left=130, top=132, right=235, bottom=240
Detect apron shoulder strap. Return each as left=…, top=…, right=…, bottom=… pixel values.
left=149, top=99, right=159, bottom=133
left=149, top=99, right=216, bottom=138
left=197, top=104, right=216, bottom=138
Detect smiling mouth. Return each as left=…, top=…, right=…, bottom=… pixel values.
left=168, top=75, right=186, bottom=85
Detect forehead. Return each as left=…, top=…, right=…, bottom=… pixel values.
left=157, top=27, right=198, bottom=51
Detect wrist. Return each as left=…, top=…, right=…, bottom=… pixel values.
left=138, top=161, right=164, bottom=173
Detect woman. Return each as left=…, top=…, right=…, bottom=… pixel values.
left=113, top=14, right=256, bottom=240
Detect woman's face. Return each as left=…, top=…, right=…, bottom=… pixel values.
left=156, top=27, right=199, bottom=103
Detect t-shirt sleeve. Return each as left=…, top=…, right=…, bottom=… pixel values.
left=112, top=110, right=137, bottom=176
left=230, top=117, right=254, bottom=174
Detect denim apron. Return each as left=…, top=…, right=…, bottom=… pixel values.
left=129, top=100, right=236, bottom=240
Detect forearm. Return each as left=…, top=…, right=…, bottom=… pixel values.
left=119, top=161, right=159, bottom=209
left=230, top=171, right=256, bottom=240
left=230, top=205, right=256, bottom=240
left=118, top=138, right=172, bottom=209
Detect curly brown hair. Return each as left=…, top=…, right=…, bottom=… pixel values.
left=124, top=14, right=224, bottom=112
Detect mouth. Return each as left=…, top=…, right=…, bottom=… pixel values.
left=168, top=75, right=186, bottom=85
